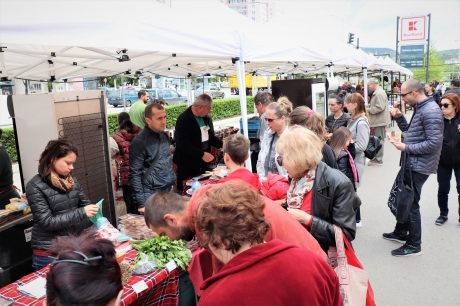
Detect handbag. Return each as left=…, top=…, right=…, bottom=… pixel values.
left=328, top=225, right=369, bottom=306
left=355, top=121, right=382, bottom=160
left=364, top=135, right=382, bottom=160
left=387, top=152, right=414, bottom=223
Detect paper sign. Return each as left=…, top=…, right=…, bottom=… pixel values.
left=131, top=280, right=148, bottom=294
left=17, top=277, right=46, bottom=298
left=165, top=260, right=177, bottom=272
left=24, top=227, right=33, bottom=242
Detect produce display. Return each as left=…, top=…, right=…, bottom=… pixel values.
left=119, top=214, right=156, bottom=240
left=131, top=236, right=192, bottom=271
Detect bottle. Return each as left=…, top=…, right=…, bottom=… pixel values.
left=191, top=178, right=201, bottom=194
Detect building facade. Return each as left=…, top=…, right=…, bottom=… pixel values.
left=219, top=0, right=276, bottom=23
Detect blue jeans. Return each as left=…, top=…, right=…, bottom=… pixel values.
left=437, top=165, right=460, bottom=217
left=32, top=254, right=55, bottom=271
left=394, top=171, right=429, bottom=248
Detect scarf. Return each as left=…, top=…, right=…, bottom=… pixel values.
left=287, top=168, right=316, bottom=209
left=344, top=149, right=358, bottom=182
left=50, top=171, right=75, bottom=192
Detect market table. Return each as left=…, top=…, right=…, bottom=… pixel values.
left=0, top=249, right=179, bottom=306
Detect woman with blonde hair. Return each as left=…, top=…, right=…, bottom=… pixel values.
left=276, top=127, right=361, bottom=251
left=345, top=93, right=370, bottom=227
left=288, top=106, right=337, bottom=169
left=256, top=97, right=292, bottom=178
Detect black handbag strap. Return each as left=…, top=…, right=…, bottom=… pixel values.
left=141, top=137, right=162, bottom=183
left=399, top=152, right=407, bottom=182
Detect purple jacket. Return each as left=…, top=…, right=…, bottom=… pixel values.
left=395, top=96, right=443, bottom=175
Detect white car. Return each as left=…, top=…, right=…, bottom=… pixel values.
left=220, top=81, right=229, bottom=88
left=195, top=85, right=225, bottom=99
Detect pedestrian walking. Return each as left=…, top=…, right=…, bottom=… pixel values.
left=383, top=79, right=443, bottom=257
left=435, top=93, right=460, bottom=225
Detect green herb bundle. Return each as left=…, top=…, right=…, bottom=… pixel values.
left=131, top=236, right=192, bottom=270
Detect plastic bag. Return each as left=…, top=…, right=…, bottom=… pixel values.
left=89, top=199, right=130, bottom=246
left=132, top=252, right=159, bottom=275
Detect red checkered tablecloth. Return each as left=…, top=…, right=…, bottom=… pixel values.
left=0, top=249, right=179, bottom=306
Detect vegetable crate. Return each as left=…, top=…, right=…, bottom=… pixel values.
left=240, top=129, right=258, bottom=138
left=239, top=119, right=259, bottom=138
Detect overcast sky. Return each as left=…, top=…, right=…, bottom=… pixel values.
left=275, top=0, right=460, bottom=52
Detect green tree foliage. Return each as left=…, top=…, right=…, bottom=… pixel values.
left=411, top=45, right=449, bottom=81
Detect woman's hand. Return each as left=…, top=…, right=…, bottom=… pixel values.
left=287, top=208, right=312, bottom=225
left=325, top=133, right=333, bottom=141
left=84, top=204, right=100, bottom=217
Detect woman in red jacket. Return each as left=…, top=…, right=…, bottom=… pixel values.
left=194, top=182, right=342, bottom=306
left=112, top=112, right=141, bottom=214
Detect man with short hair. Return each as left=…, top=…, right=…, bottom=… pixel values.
left=129, top=103, right=176, bottom=214
left=432, top=78, right=439, bottom=89
left=129, top=90, right=150, bottom=128
left=251, top=92, right=275, bottom=172
left=173, top=94, right=222, bottom=193
left=383, top=79, right=443, bottom=257
left=144, top=183, right=326, bottom=269
left=445, top=78, right=460, bottom=97
left=367, top=78, right=391, bottom=165
left=218, top=134, right=260, bottom=189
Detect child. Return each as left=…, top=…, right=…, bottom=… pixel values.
left=218, top=134, right=260, bottom=190
left=329, top=127, right=362, bottom=227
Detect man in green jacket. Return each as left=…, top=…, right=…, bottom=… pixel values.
left=129, top=90, right=150, bottom=128
left=367, top=78, right=391, bottom=165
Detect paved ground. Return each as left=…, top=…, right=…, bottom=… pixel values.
left=12, top=109, right=460, bottom=305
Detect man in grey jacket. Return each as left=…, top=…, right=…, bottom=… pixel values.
left=445, top=78, right=460, bottom=97
left=382, top=79, right=443, bottom=257
left=367, top=78, right=391, bottom=165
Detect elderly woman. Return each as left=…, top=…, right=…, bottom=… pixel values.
left=256, top=97, right=292, bottom=178
left=289, top=106, right=337, bottom=169
left=195, top=180, right=342, bottom=306
left=26, top=139, right=99, bottom=271
left=435, top=93, right=460, bottom=225
left=45, top=232, right=123, bottom=306
left=325, top=93, right=351, bottom=139
left=276, top=127, right=361, bottom=251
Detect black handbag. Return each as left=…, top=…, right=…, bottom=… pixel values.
left=364, top=135, right=382, bottom=160
left=387, top=152, right=414, bottom=223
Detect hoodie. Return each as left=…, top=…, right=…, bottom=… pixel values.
left=199, top=239, right=342, bottom=306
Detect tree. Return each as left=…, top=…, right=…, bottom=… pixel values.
left=411, top=44, right=448, bottom=82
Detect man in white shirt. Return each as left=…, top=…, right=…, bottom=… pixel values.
left=436, top=80, right=446, bottom=95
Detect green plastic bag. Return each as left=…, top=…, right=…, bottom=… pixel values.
left=88, top=199, right=104, bottom=224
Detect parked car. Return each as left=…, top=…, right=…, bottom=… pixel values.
left=107, top=90, right=138, bottom=107
left=146, top=88, right=187, bottom=106
left=194, top=85, right=225, bottom=99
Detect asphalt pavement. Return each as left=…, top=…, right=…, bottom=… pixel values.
left=11, top=109, right=460, bottom=305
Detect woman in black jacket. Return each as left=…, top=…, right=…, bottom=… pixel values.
left=329, top=127, right=358, bottom=192
left=26, top=139, right=99, bottom=271
left=276, top=127, right=361, bottom=252
left=436, top=93, right=460, bottom=225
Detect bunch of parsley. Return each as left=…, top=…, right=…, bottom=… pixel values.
left=131, top=236, right=191, bottom=270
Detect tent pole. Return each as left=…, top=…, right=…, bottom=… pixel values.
left=187, top=77, right=192, bottom=107
left=363, top=67, right=368, bottom=105
left=236, top=60, right=251, bottom=171
left=122, top=77, right=126, bottom=111
left=267, top=75, right=271, bottom=92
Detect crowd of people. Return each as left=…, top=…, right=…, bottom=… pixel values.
left=1, top=76, right=459, bottom=305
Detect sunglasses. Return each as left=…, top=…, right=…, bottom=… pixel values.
left=440, top=103, right=451, bottom=108
left=399, top=91, right=413, bottom=97
left=276, top=155, right=283, bottom=167
left=265, top=117, right=278, bottom=122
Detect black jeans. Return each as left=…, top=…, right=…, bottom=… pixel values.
left=437, top=164, right=460, bottom=217
left=122, top=185, right=137, bottom=215
left=394, top=171, right=429, bottom=248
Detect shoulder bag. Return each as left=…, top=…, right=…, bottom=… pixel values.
left=356, top=120, right=382, bottom=160
left=387, top=152, right=414, bottom=223
left=328, top=225, right=370, bottom=306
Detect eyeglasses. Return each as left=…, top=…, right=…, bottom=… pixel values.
left=276, top=155, right=283, bottom=167
left=440, top=103, right=452, bottom=108
left=265, top=117, right=278, bottom=122
left=52, top=251, right=102, bottom=266
left=399, top=91, right=413, bottom=97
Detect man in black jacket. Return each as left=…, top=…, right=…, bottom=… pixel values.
left=173, top=94, right=223, bottom=193
left=445, top=78, right=460, bottom=97
left=129, top=103, right=176, bottom=214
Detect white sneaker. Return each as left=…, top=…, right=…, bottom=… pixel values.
left=356, top=221, right=363, bottom=228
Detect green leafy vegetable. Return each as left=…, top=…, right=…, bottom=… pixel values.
left=131, top=236, right=192, bottom=270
